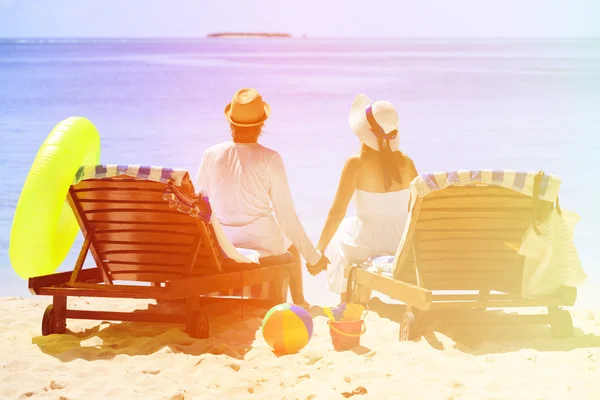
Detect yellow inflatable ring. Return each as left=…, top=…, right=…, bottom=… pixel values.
left=10, top=117, right=101, bottom=279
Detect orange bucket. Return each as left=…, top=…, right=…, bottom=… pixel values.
left=328, top=320, right=366, bottom=351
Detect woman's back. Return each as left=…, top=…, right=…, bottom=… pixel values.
left=354, top=189, right=410, bottom=222
left=356, top=146, right=414, bottom=193
left=352, top=147, right=413, bottom=235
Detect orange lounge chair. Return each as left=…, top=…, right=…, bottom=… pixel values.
left=28, top=165, right=292, bottom=338
left=345, top=170, right=577, bottom=340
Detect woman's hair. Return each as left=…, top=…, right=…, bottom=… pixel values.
left=230, top=123, right=264, bottom=143
left=361, top=143, right=403, bottom=190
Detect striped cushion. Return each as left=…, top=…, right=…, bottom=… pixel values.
left=410, top=170, right=561, bottom=203
left=74, top=164, right=190, bottom=187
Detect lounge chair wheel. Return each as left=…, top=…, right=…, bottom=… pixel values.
left=399, top=312, right=420, bottom=341
left=42, top=305, right=54, bottom=336
left=41, top=305, right=65, bottom=335
left=549, top=309, right=573, bottom=338
left=188, top=311, right=209, bottom=339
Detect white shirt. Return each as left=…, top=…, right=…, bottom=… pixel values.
left=195, top=141, right=321, bottom=265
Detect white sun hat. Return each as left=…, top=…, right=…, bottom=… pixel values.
left=348, top=94, right=400, bottom=152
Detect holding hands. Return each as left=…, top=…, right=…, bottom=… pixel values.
left=307, top=252, right=330, bottom=276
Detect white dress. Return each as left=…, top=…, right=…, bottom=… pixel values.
left=325, top=189, right=411, bottom=294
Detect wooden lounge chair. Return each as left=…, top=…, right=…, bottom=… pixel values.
left=29, top=165, right=292, bottom=339
left=344, top=170, right=577, bottom=341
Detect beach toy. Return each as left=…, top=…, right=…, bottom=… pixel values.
left=341, top=304, right=365, bottom=321
left=330, top=303, right=347, bottom=321
left=325, top=303, right=364, bottom=322
left=328, top=319, right=367, bottom=351
left=327, top=303, right=367, bottom=351
left=323, top=307, right=336, bottom=322
left=262, top=303, right=313, bottom=354
left=9, top=117, right=101, bottom=279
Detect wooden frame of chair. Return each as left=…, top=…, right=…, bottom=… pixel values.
left=345, top=183, right=577, bottom=341
left=28, top=176, right=292, bottom=339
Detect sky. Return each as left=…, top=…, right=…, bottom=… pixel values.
left=0, top=0, right=599, bottom=38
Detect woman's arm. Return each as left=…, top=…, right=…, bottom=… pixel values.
left=316, top=156, right=361, bottom=253
left=269, top=153, right=322, bottom=266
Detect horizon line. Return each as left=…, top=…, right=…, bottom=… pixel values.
left=1, top=35, right=599, bottom=40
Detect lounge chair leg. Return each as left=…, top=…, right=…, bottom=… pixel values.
left=344, top=266, right=371, bottom=305
left=42, top=296, right=67, bottom=335
left=548, top=307, right=574, bottom=338
left=346, top=266, right=357, bottom=304
left=348, top=283, right=370, bottom=305
left=53, top=296, right=67, bottom=334
left=185, top=296, right=200, bottom=314
left=357, top=287, right=372, bottom=303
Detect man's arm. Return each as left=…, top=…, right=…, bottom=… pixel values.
left=194, top=150, right=210, bottom=194
left=268, top=153, right=321, bottom=266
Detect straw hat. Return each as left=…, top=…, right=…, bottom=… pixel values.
left=348, top=94, right=400, bottom=152
left=224, top=88, right=271, bottom=127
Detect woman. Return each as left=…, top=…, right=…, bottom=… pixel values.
left=311, top=94, right=418, bottom=303
left=196, top=88, right=328, bottom=309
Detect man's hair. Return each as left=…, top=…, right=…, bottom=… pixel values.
left=230, top=123, right=264, bottom=143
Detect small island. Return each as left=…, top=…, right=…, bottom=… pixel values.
left=207, top=33, right=292, bottom=38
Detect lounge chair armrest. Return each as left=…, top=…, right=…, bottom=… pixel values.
left=28, top=268, right=103, bottom=294
left=346, top=267, right=432, bottom=311
left=343, top=264, right=362, bottom=278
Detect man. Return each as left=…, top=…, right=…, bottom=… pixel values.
left=195, top=88, right=328, bottom=308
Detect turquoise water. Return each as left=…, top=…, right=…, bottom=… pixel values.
left=1, top=38, right=599, bottom=304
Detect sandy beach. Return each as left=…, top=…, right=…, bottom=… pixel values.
left=1, top=288, right=598, bottom=400
left=1, top=29, right=599, bottom=400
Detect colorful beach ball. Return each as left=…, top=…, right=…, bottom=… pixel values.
left=262, top=303, right=313, bottom=354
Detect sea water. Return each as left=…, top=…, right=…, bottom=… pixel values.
left=1, top=38, right=599, bottom=305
